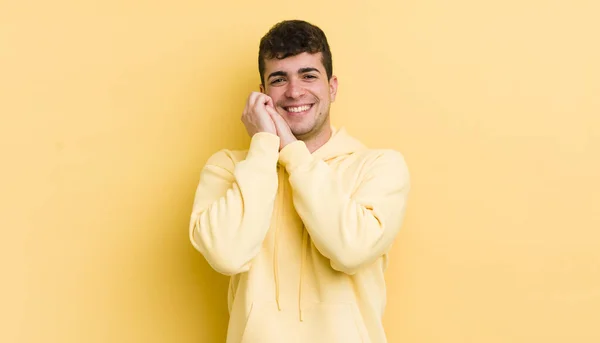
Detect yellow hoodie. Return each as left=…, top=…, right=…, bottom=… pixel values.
left=189, top=126, right=410, bottom=343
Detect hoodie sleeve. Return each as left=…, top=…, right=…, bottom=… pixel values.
left=278, top=140, right=410, bottom=275
left=189, top=132, right=280, bottom=275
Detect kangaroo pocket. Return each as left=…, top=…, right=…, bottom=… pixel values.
left=240, top=301, right=369, bottom=343
left=239, top=301, right=288, bottom=343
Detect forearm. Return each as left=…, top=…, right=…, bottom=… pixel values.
left=279, top=141, right=410, bottom=274
left=189, top=133, right=280, bottom=275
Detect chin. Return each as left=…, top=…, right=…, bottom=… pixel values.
left=290, top=124, right=316, bottom=138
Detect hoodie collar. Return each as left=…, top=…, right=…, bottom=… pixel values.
left=311, top=126, right=366, bottom=161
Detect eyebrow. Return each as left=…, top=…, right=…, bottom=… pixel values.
left=267, top=67, right=321, bottom=80
left=299, top=67, right=321, bottom=74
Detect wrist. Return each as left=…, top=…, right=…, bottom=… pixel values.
left=279, top=139, right=312, bottom=172
left=279, top=136, right=297, bottom=150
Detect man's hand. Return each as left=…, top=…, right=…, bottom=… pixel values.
left=265, top=106, right=297, bottom=150
left=241, top=92, right=277, bottom=137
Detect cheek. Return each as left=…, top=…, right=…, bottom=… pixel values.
left=266, top=92, right=282, bottom=106
left=310, top=85, right=329, bottom=101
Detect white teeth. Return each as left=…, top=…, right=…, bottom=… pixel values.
left=287, top=105, right=311, bottom=113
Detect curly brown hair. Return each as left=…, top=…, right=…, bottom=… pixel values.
left=258, top=20, right=333, bottom=86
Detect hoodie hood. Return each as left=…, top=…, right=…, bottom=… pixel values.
left=311, top=126, right=367, bottom=161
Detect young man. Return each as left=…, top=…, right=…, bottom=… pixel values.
left=189, top=20, right=410, bottom=343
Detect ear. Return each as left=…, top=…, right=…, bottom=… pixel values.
left=329, top=75, right=338, bottom=102
left=259, top=83, right=265, bottom=93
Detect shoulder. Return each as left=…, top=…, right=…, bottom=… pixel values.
left=329, top=128, right=410, bottom=180
left=335, top=129, right=407, bottom=169
left=203, top=148, right=250, bottom=173
left=356, top=148, right=409, bottom=179
left=341, top=133, right=409, bottom=175
left=354, top=146, right=407, bottom=164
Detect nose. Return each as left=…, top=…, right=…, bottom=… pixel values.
left=284, top=79, right=305, bottom=99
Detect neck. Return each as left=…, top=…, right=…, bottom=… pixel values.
left=300, top=123, right=332, bottom=153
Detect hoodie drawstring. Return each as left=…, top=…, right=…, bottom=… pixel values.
left=299, top=227, right=308, bottom=321
left=274, top=166, right=284, bottom=311
left=274, top=168, right=310, bottom=321
left=273, top=225, right=281, bottom=311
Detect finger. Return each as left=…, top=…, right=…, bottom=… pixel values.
left=256, top=94, right=274, bottom=109
left=248, top=92, right=261, bottom=108
left=265, top=105, right=281, bottom=119
left=263, top=95, right=274, bottom=108
left=251, top=93, right=267, bottom=111
left=267, top=108, right=288, bottom=132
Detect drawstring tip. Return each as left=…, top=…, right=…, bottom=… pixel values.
left=276, top=302, right=281, bottom=311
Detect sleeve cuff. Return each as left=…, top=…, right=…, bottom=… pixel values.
left=246, top=132, right=280, bottom=163
left=278, top=140, right=313, bottom=173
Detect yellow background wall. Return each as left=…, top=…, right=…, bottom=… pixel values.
left=2, top=1, right=599, bottom=342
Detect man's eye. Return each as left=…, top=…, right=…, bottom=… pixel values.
left=271, top=78, right=284, bottom=84
left=304, top=75, right=317, bottom=79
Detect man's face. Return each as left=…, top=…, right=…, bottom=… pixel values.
left=260, top=52, right=338, bottom=140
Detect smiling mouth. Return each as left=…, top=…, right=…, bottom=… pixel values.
left=284, top=104, right=313, bottom=114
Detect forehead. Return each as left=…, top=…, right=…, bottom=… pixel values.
left=264, top=52, right=325, bottom=73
